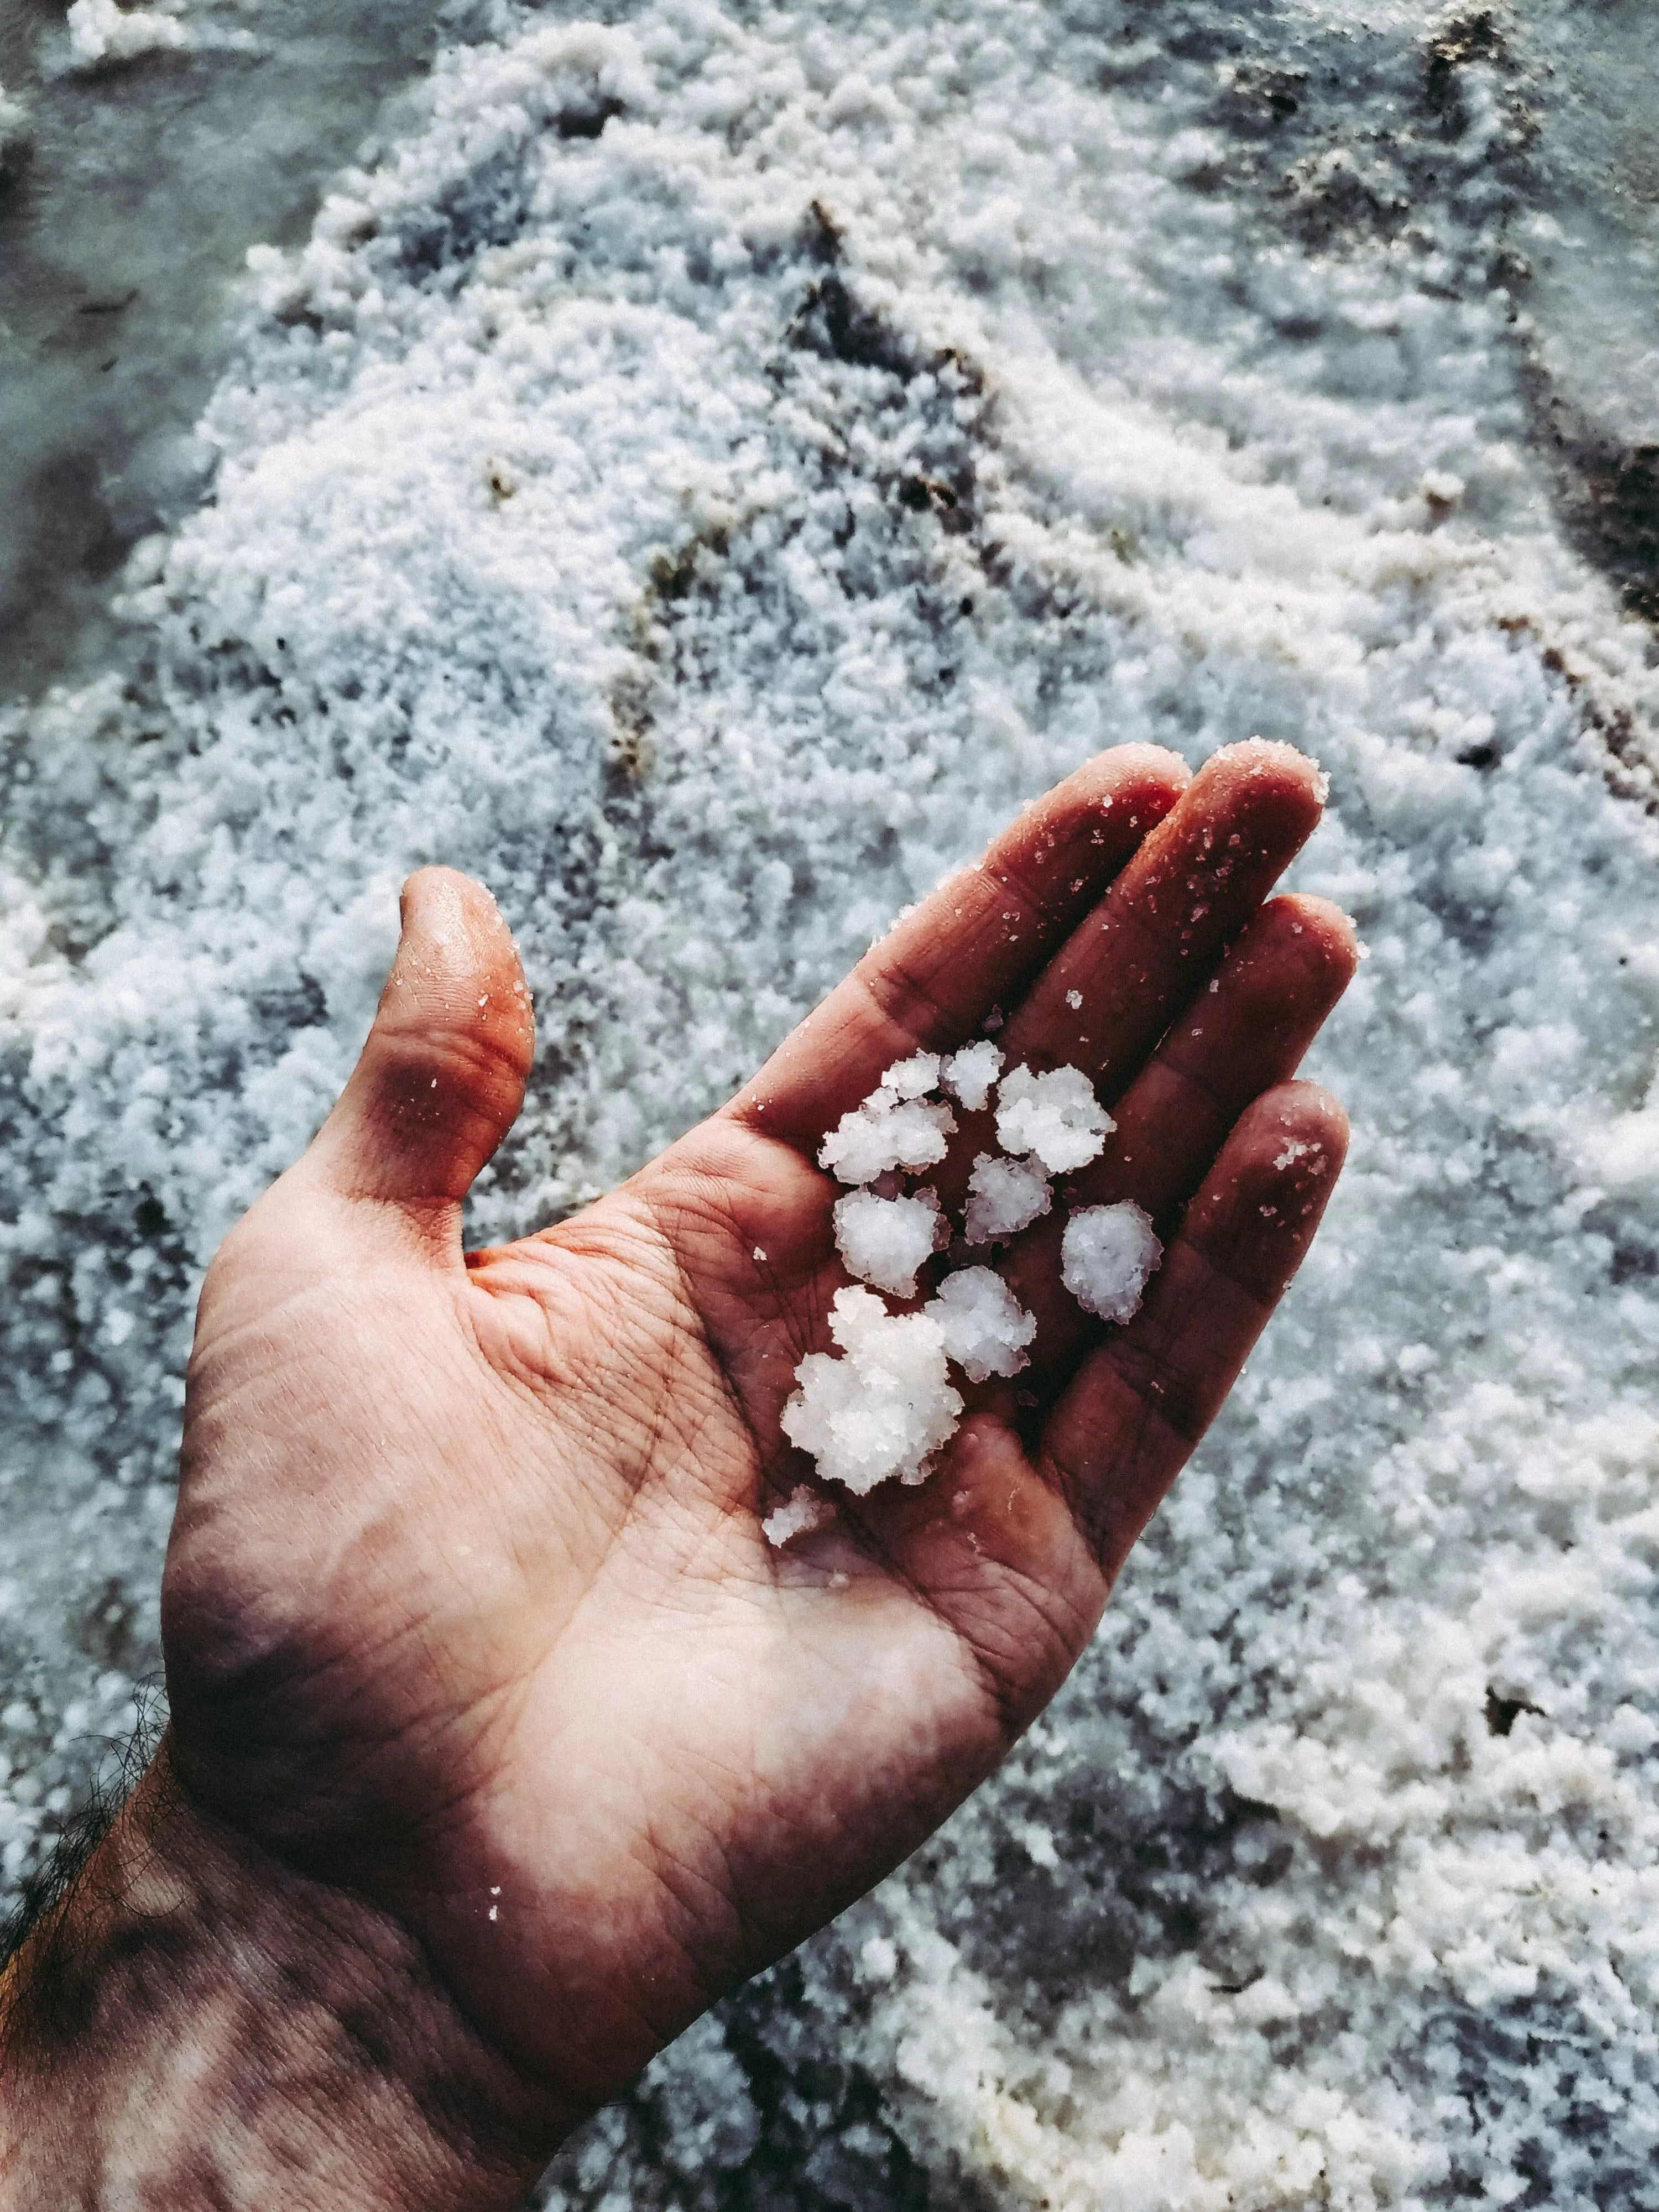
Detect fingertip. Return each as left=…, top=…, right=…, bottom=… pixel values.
left=1246, top=894, right=1360, bottom=990
left=1234, top=1077, right=1352, bottom=1178
left=1089, top=740, right=1192, bottom=795
left=1197, top=738, right=1329, bottom=840
left=1184, top=1079, right=1349, bottom=1300
left=1071, top=742, right=1192, bottom=824
left=305, top=868, right=535, bottom=1219
left=1280, top=1077, right=1351, bottom=1161
left=390, top=867, right=535, bottom=1077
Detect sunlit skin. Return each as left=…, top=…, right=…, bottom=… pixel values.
left=1, top=741, right=1354, bottom=2206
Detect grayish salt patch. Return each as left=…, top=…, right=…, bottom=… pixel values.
left=0, top=0, right=443, bottom=697
left=3, top=1, right=1659, bottom=2202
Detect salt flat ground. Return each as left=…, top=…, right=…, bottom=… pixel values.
left=3, top=3, right=1659, bottom=2205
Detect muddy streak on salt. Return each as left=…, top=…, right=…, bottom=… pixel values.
left=3, top=1, right=1659, bottom=2202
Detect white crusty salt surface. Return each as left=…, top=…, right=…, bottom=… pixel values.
left=927, top=1267, right=1037, bottom=1383
left=996, top=1065, right=1114, bottom=1175
left=833, top=1187, right=945, bottom=1298
left=819, top=1087, right=956, bottom=1185
left=941, top=1040, right=1004, bottom=1112
left=1061, top=1201, right=1163, bottom=1324
left=781, top=1287, right=962, bottom=1494
left=963, top=1151, right=1052, bottom=1246
left=760, top=1484, right=833, bottom=1548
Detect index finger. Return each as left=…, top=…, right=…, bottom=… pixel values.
left=731, top=744, right=1190, bottom=1154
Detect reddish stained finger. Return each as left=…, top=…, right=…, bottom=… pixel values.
left=1037, top=1081, right=1349, bottom=1580
left=728, top=744, right=1190, bottom=1157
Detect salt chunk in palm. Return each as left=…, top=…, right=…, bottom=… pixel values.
left=927, top=1267, right=1036, bottom=1383
left=882, top=1051, right=941, bottom=1099
left=834, top=1187, right=945, bottom=1297
left=781, top=1287, right=962, bottom=1494
left=964, top=1151, right=1051, bottom=1245
left=761, top=1485, right=833, bottom=1548
left=1061, top=1201, right=1162, bottom=1323
left=941, top=1040, right=1003, bottom=1112
left=820, top=1086, right=956, bottom=1184
left=997, top=1064, right=1114, bottom=1174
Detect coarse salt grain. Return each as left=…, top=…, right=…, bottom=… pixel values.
left=819, top=1088, right=956, bottom=1184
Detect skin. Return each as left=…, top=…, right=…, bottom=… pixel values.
left=0, top=740, right=1354, bottom=2210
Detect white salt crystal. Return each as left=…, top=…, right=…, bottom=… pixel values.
left=927, top=1266, right=1037, bottom=1382
left=819, top=1087, right=956, bottom=1184
left=781, top=1286, right=962, bottom=1493
left=997, top=1065, right=1114, bottom=1175
left=941, top=1039, right=1004, bottom=1112
left=882, top=1051, right=942, bottom=1099
left=834, top=1186, right=945, bottom=1297
left=761, top=1484, right=834, bottom=1547
left=964, top=1151, right=1052, bottom=1245
left=67, top=0, right=187, bottom=69
left=1061, top=1201, right=1162, bottom=1323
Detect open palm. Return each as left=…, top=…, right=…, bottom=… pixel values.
left=161, top=740, right=1353, bottom=2133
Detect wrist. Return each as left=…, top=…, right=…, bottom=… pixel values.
left=0, top=1735, right=564, bottom=2211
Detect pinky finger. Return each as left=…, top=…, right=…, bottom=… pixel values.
left=1037, top=1080, right=1349, bottom=1584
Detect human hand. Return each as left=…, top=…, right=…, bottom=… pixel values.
left=1, top=742, right=1354, bottom=2207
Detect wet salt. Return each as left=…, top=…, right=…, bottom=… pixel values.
left=820, top=1081, right=956, bottom=1185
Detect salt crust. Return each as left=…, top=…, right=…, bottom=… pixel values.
left=66, top=0, right=185, bottom=67
left=995, top=1063, right=1115, bottom=1175
left=62, top=0, right=254, bottom=67
left=780, top=1288, right=962, bottom=1495
left=3, top=0, right=1659, bottom=2200
left=1061, top=1201, right=1163, bottom=1324
left=926, top=1266, right=1037, bottom=1384
left=832, top=1187, right=944, bottom=1299
left=963, top=1150, right=1051, bottom=1246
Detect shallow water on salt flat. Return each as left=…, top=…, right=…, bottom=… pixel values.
left=0, top=0, right=440, bottom=695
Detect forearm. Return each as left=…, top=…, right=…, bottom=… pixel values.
left=0, top=1737, right=557, bottom=2211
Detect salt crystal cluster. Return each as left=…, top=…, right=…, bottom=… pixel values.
left=832, top=1187, right=945, bottom=1297
left=941, top=1039, right=1004, bottom=1110
left=1061, top=1201, right=1164, bottom=1323
left=818, top=1078, right=956, bottom=1183
left=778, top=1051, right=1159, bottom=1526
left=995, top=1063, right=1115, bottom=1173
left=760, top=1485, right=835, bottom=1548
left=928, top=1266, right=1039, bottom=1383
left=964, top=1151, right=1051, bottom=1245
left=780, top=1287, right=963, bottom=1494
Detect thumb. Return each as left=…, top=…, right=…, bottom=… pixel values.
left=302, top=868, right=535, bottom=1217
